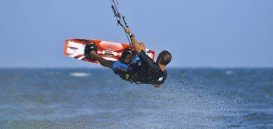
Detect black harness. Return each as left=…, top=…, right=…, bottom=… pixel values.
left=127, top=61, right=143, bottom=84
left=117, top=56, right=143, bottom=84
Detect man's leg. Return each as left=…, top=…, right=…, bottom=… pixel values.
left=85, top=43, right=129, bottom=76
left=124, top=52, right=135, bottom=64
left=89, top=51, right=114, bottom=69
left=89, top=51, right=129, bottom=76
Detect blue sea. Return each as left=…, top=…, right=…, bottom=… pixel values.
left=0, top=68, right=272, bottom=129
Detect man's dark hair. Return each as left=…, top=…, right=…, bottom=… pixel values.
left=158, top=50, right=172, bottom=65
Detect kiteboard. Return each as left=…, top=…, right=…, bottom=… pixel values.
left=64, top=39, right=155, bottom=64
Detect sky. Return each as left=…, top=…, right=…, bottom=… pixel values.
left=0, top=0, right=272, bottom=68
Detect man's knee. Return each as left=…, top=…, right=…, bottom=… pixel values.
left=100, top=60, right=114, bottom=69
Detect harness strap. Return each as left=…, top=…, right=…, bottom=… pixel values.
left=127, top=63, right=143, bottom=85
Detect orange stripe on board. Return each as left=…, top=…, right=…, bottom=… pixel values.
left=64, top=40, right=69, bottom=56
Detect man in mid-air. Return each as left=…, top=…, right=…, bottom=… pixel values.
left=84, top=28, right=172, bottom=88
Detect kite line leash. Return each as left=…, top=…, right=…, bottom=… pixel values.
left=110, top=0, right=131, bottom=43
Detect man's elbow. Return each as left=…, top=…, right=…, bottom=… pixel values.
left=134, top=45, right=142, bottom=53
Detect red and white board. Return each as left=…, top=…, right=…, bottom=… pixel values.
left=64, top=39, right=155, bottom=64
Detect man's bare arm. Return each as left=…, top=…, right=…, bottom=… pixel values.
left=124, top=27, right=142, bottom=53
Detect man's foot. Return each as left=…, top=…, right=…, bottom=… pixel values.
left=84, top=42, right=97, bottom=61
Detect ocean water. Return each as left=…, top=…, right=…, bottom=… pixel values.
left=0, top=68, right=272, bottom=129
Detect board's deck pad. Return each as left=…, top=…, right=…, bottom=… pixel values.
left=64, top=39, right=155, bottom=64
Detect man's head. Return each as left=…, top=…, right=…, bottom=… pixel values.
left=156, top=50, right=172, bottom=66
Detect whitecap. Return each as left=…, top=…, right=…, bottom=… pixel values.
left=70, top=72, right=90, bottom=77
left=225, top=70, right=233, bottom=75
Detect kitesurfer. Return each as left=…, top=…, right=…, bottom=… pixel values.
left=84, top=27, right=172, bottom=88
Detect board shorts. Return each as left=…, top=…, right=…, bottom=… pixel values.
left=112, top=61, right=129, bottom=72
left=112, top=56, right=141, bottom=80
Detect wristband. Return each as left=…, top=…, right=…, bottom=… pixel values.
left=128, top=32, right=134, bottom=37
